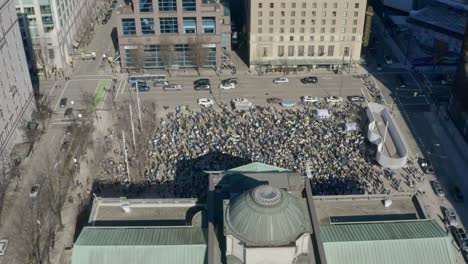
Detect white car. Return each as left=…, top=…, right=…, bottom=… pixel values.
left=301, top=96, right=319, bottom=104
left=325, top=96, right=343, bottom=103
left=231, top=98, right=249, bottom=104
left=445, top=208, right=458, bottom=227
left=273, top=77, right=289, bottom=84
left=197, top=98, right=214, bottom=107
left=30, top=184, right=40, bottom=198
left=219, top=83, right=235, bottom=90
left=0, top=239, right=8, bottom=256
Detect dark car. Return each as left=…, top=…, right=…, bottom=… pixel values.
left=137, top=85, right=150, bottom=92
left=453, top=186, right=464, bottom=202
left=194, top=84, right=211, bottom=91
left=417, top=158, right=434, bottom=174
left=64, top=108, right=73, bottom=118
left=193, top=79, right=210, bottom=86
left=222, top=78, right=239, bottom=85
left=397, top=75, right=406, bottom=88
left=266, top=97, right=282, bottom=104
left=59, top=98, right=67, bottom=108
left=347, top=96, right=365, bottom=103
left=132, top=81, right=147, bottom=88
left=301, top=76, right=318, bottom=84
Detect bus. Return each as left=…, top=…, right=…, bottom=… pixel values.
left=128, top=74, right=166, bottom=85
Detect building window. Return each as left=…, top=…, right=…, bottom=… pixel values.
left=258, top=28, right=262, bottom=33
left=344, top=47, right=350, bottom=56
left=258, top=20, right=263, bottom=25
left=355, top=3, right=359, bottom=8
left=352, top=27, right=357, bottom=33
left=333, top=2, right=338, bottom=8
left=48, top=49, right=55, bottom=60
left=298, top=45, right=304, bottom=56
left=182, top=0, right=196, bottom=11
left=318, top=45, right=324, bottom=56
left=327, top=45, right=334, bottom=56
left=291, top=3, right=296, bottom=8
left=311, top=19, right=315, bottom=25
left=300, top=36, right=304, bottom=41
left=312, top=11, right=316, bottom=16
left=270, top=11, right=274, bottom=16
left=280, top=28, right=284, bottom=33
left=310, top=36, right=314, bottom=41
left=259, top=11, right=263, bottom=16
left=353, top=19, right=358, bottom=25
left=269, top=20, right=274, bottom=25
left=206, top=47, right=216, bottom=65
left=354, top=11, right=358, bottom=17
left=258, top=3, right=262, bottom=8
left=28, top=18, right=37, bottom=26
left=301, top=19, right=305, bottom=25
left=159, top=0, right=177, bottom=12
left=290, top=19, right=295, bottom=25
left=174, top=44, right=192, bottom=67
left=310, top=28, right=315, bottom=33
left=322, top=11, right=326, bottom=16
left=183, top=17, right=197, bottom=33
left=321, top=19, right=326, bottom=25
left=122, top=19, right=137, bottom=35
left=332, top=11, right=336, bottom=16
left=301, top=11, right=306, bottom=16
left=331, top=20, right=336, bottom=25
left=143, top=45, right=162, bottom=68
left=323, top=3, right=327, bottom=8
left=42, top=16, right=54, bottom=32
left=281, top=2, right=286, bottom=8
left=270, top=3, right=274, bottom=8
left=351, top=36, right=356, bottom=41
left=320, top=28, right=325, bottom=33
left=288, top=45, right=294, bottom=56
left=312, top=3, right=317, bottom=8
left=308, top=45, right=314, bottom=56
left=280, top=20, right=284, bottom=25
left=291, top=11, right=295, bottom=16
left=342, top=28, right=346, bottom=33
left=160, top=18, right=178, bottom=33
left=280, top=36, right=284, bottom=41
left=290, top=28, right=294, bottom=33
left=125, top=47, right=139, bottom=68
left=269, top=28, right=273, bottom=33
left=290, top=36, right=294, bottom=41
left=24, top=7, right=35, bottom=15
left=262, top=47, right=268, bottom=57
left=40, top=5, right=52, bottom=14
left=330, top=28, right=335, bottom=33
left=300, top=28, right=305, bottom=33
left=139, top=0, right=153, bottom=12
left=278, top=46, right=284, bottom=57
left=342, top=19, right=347, bottom=25
left=202, top=17, right=216, bottom=33
left=302, top=3, right=306, bottom=8
left=141, top=18, right=155, bottom=34
left=320, top=36, right=324, bottom=41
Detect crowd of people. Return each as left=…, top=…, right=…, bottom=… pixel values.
left=132, top=102, right=388, bottom=198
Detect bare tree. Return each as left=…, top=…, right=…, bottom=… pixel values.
left=159, top=39, right=175, bottom=76
left=188, top=36, right=207, bottom=76
left=81, top=90, right=99, bottom=121
left=35, top=96, right=53, bottom=132
left=33, top=39, right=52, bottom=80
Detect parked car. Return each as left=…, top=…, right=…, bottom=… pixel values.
left=384, top=55, right=393, bottom=65
left=301, top=96, right=319, bottom=104
left=30, top=184, right=40, bottom=198
left=219, top=83, right=235, bottom=90
left=273, top=77, right=289, bottom=84
left=231, top=98, right=249, bottom=104
left=222, top=78, right=238, bottom=85
left=232, top=100, right=253, bottom=110
left=193, top=79, right=210, bottom=86
left=59, top=98, right=67, bottom=108
left=450, top=227, right=468, bottom=253
left=397, top=74, right=406, bottom=88
left=0, top=239, right=8, bottom=256
left=444, top=207, right=458, bottom=226
left=197, top=98, right=214, bottom=107
left=64, top=108, right=73, bottom=118
left=417, top=158, right=434, bottom=174
left=325, top=96, right=343, bottom=104
left=266, top=97, right=282, bottom=104
left=301, top=76, right=318, bottom=84
left=347, top=96, right=365, bottom=103
left=153, top=80, right=169, bottom=87
left=194, top=84, right=211, bottom=91
left=431, top=181, right=445, bottom=197
left=452, top=186, right=464, bottom=202
left=376, top=64, right=383, bottom=71
left=132, top=81, right=146, bottom=87
left=163, top=84, right=183, bottom=91
left=281, top=101, right=296, bottom=107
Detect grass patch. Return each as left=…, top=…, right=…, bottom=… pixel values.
left=94, top=80, right=110, bottom=108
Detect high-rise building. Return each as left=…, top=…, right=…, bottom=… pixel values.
left=247, top=0, right=367, bottom=69
left=116, top=0, right=231, bottom=71
left=15, top=0, right=97, bottom=71
left=0, top=0, right=35, bottom=162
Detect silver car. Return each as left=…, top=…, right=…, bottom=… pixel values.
left=444, top=208, right=458, bottom=227
left=163, top=84, right=183, bottom=91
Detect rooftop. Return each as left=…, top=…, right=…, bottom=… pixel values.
left=321, top=220, right=455, bottom=264
left=89, top=198, right=206, bottom=227
left=72, top=226, right=208, bottom=264
left=313, top=194, right=423, bottom=225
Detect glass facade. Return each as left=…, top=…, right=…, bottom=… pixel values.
left=42, top=16, right=54, bottom=32
left=141, top=18, right=155, bottom=34
left=183, top=17, right=197, bottom=33
left=125, top=48, right=139, bottom=68
left=122, top=19, right=137, bottom=35
left=206, top=47, right=216, bottom=65
left=160, top=18, right=178, bottom=33
left=182, top=0, right=196, bottom=11
left=202, top=17, right=216, bottom=34
left=139, top=0, right=153, bottom=12
left=143, top=45, right=162, bottom=68
left=40, top=5, right=52, bottom=14
left=159, top=0, right=177, bottom=12
left=175, top=44, right=192, bottom=67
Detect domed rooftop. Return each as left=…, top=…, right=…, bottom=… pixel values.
left=225, top=185, right=312, bottom=246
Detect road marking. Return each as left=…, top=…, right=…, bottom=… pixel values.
left=53, top=80, right=70, bottom=111
left=115, top=80, right=124, bottom=100
left=47, top=81, right=58, bottom=98
left=69, top=79, right=107, bottom=82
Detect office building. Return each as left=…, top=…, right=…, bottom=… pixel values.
left=116, top=0, right=231, bottom=71
left=247, top=0, right=367, bottom=69
left=0, top=0, right=35, bottom=163
left=15, top=0, right=96, bottom=70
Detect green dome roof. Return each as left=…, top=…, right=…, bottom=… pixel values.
left=225, top=185, right=312, bottom=246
